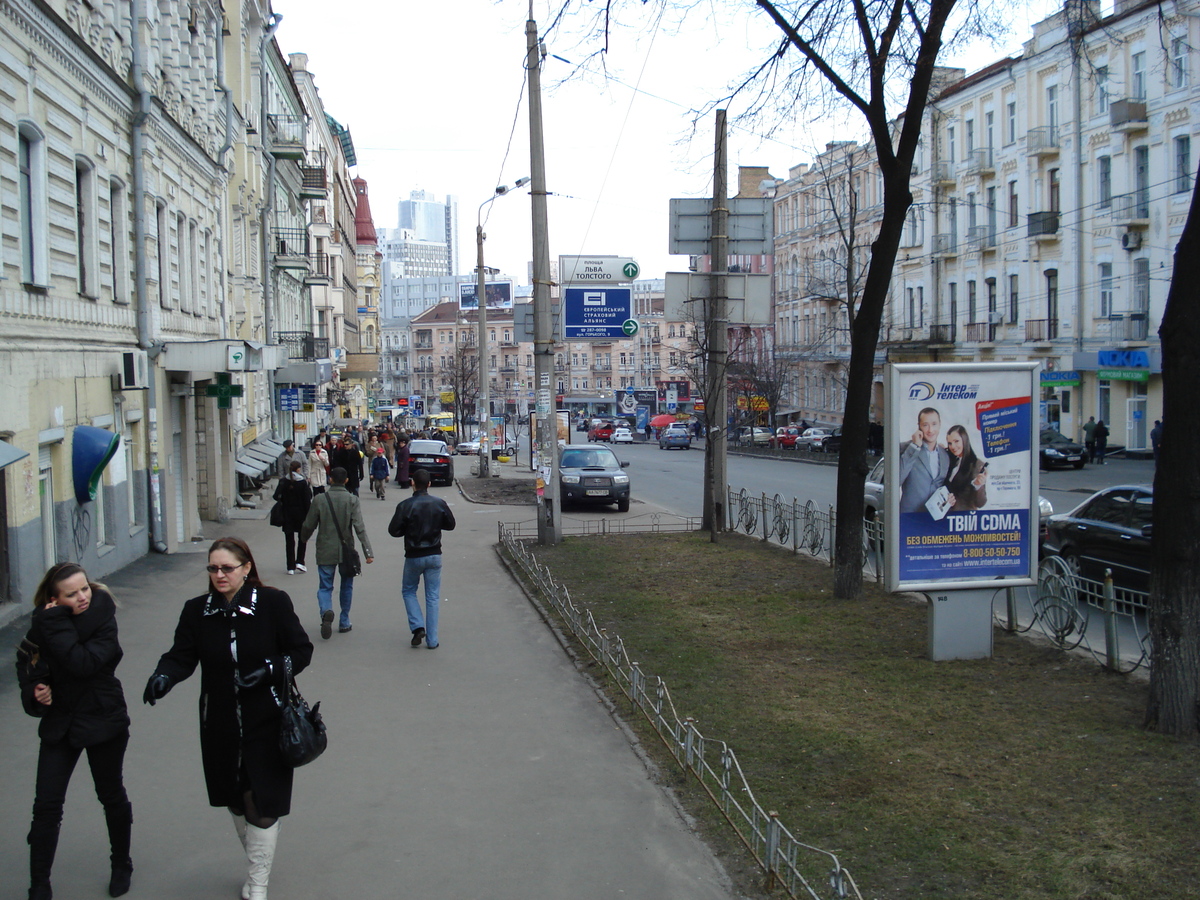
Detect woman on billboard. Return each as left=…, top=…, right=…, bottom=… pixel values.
left=945, top=424, right=988, bottom=511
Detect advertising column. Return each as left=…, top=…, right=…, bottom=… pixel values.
left=886, top=363, right=1039, bottom=658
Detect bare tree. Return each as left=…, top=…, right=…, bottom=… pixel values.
left=441, top=347, right=480, bottom=439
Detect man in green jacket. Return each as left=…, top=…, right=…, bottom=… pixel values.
left=300, top=467, right=374, bottom=639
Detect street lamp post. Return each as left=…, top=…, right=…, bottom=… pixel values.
left=476, top=177, right=529, bottom=478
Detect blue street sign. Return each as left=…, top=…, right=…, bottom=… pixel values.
left=279, top=388, right=300, bottom=411
left=563, top=287, right=633, bottom=340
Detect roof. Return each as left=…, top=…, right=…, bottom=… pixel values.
left=353, top=177, right=377, bottom=246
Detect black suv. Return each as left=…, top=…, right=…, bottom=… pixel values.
left=559, top=444, right=631, bottom=512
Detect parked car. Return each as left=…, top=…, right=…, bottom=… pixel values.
left=658, top=424, right=691, bottom=450
left=818, top=427, right=843, bottom=454
left=611, top=427, right=635, bottom=444
left=796, top=427, right=830, bottom=450
left=1043, top=484, right=1153, bottom=590
left=775, top=426, right=801, bottom=448
left=1039, top=428, right=1086, bottom=469
left=559, top=444, right=631, bottom=511
left=736, top=426, right=774, bottom=445
left=454, top=431, right=516, bottom=458
left=587, top=421, right=616, bottom=442
left=407, top=439, right=455, bottom=486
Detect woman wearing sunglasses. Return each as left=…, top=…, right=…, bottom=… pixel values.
left=142, top=537, right=312, bottom=900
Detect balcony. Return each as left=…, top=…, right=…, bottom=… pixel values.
left=274, top=228, right=310, bottom=269
left=1111, top=192, right=1150, bottom=226
left=298, top=165, right=327, bottom=199
left=268, top=115, right=305, bottom=160
left=1024, top=318, right=1058, bottom=342
left=592, top=362, right=612, bottom=372
left=304, top=253, right=330, bottom=284
left=277, top=331, right=330, bottom=361
left=932, top=233, right=958, bottom=258
left=1027, top=211, right=1060, bottom=240
left=413, top=340, right=433, bottom=350
left=931, top=160, right=956, bottom=186
left=962, top=322, right=996, bottom=343
left=964, top=148, right=995, bottom=178
left=966, top=224, right=997, bottom=252
left=1108, top=312, right=1150, bottom=342
left=929, top=323, right=956, bottom=344
left=1026, top=126, right=1059, bottom=157
left=1110, top=99, right=1148, bottom=133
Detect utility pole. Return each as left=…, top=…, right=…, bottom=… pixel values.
left=475, top=221, right=491, bottom=478
left=704, top=110, right=729, bottom=540
left=528, top=7, right=561, bottom=544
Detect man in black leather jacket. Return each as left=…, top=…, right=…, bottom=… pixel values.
left=387, top=468, right=456, bottom=648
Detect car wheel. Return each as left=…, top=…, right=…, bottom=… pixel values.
left=617, top=496, right=630, bottom=512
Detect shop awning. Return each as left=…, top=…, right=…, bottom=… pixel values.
left=0, top=442, right=30, bottom=471
left=234, top=457, right=270, bottom=479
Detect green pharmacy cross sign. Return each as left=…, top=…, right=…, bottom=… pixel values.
left=205, top=372, right=244, bottom=409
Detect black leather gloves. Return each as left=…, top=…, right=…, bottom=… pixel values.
left=142, top=673, right=172, bottom=705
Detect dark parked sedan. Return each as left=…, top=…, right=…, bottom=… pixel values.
left=559, top=444, right=630, bottom=511
left=1040, top=428, right=1086, bottom=469
left=1043, top=484, right=1153, bottom=589
left=407, top=439, right=455, bottom=486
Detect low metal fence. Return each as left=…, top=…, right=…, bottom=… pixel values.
left=499, top=523, right=863, bottom=900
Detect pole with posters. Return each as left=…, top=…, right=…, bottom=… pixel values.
left=885, top=363, right=1040, bottom=660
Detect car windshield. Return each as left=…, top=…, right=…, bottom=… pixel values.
left=409, top=441, right=447, bottom=455
left=1041, top=429, right=1071, bottom=443
left=561, top=448, right=619, bottom=469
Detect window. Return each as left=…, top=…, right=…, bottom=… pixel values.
left=948, top=282, right=958, bottom=324
left=1046, top=85, right=1059, bottom=131
left=1008, top=274, right=1019, bottom=323
left=986, top=186, right=997, bottom=232
left=907, top=287, right=916, bottom=328
left=1135, top=145, right=1150, bottom=216
left=967, top=192, right=977, bottom=229
left=1095, top=66, right=1109, bottom=115
left=1008, top=181, right=1019, bottom=228
left=1175, top=136, right=1192, bottom=194
left=946, top=125, right=956, bottom=164
left=1045, top=269, right=1059, bottom=323
left=986, top=278, right=997, bottom=318
left=984, top=111, right=995, bottom=150
left=917, top=286, right=925, bottom=328
left=1132, top=51, right=1146, bottom=100
left=968, top=280, right=977, bottom=323
left=73, top=159, right=99, bottom=298
left=1098, top=156, right=1112, bottom=208
left=156, top=202, right=171, bottom=309
left=1172, top=38, right=1189, bottom=89
left=1099, top=263, right=1113, bottom=318
left=18, top=126, right=49, bottom=286
left=1133, top=257, right=1150, bottom=311
left=1006, top=100, right=1017, bottom=145
left=1048, top=168, right=1061, bottom=213
left=965, top=119, right=975, bottom=154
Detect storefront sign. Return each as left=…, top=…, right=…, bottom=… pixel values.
left=1097, top=368, right=1149, bottom=382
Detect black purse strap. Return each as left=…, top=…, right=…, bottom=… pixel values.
left=324, top=493, right=353, bottom=557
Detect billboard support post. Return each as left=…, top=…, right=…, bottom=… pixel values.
left=926, top=589, right=995, bottom=661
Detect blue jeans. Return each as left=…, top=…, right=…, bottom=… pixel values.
left=317, top=564, right=355, bottom=629
left=402, top=554, right=442, bottom=646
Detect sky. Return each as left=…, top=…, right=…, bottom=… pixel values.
left=275, top=0, right=1071, bottom=283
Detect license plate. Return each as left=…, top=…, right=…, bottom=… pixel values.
left=416, top=457, right=435, bottom=463
left=1067, top=455, right=1080, bottom=461
left=585, top=489, right=609, bottom=496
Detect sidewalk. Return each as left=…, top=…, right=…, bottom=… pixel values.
left=0, top=480, right=737, bottom=899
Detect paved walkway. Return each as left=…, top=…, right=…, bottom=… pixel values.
left=0, top=475, right=737, bottom=899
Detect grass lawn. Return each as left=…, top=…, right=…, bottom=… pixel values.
left=525, top=531, right=1200, bottom=900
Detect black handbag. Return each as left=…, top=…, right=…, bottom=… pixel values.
left=324, top=494, right=362, bottom=578
left=277, top=662, right=327, bottom=768
left=269, top=502, right=284, bottom=527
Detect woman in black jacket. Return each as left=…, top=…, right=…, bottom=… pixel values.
left=273, top=459, right=313, bottom=573
left=143, top=537, right=313, bottom=900
left=16, top=562, right=133, bottom=900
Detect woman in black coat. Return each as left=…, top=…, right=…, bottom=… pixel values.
left=143, top=537, right=313, bottom=900
left=17, top=562, right=133, bottom=900
left=273, top=459, right=312, bottom=573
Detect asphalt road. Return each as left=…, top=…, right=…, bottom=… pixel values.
left=616, top=438, right=1156, bottom=523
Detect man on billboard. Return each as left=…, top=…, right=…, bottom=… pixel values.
left=898, top=407, right=950, bottom=514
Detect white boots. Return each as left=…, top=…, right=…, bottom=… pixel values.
left=231, top=813, right=279, bottom=900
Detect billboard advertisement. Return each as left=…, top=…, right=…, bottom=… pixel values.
left=459, top=281, right=514, bottom=310
left=885, top=363, right=1039, bottom=592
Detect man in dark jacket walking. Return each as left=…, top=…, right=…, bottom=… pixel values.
left=300, top=468, right=374, bottom=638
left=387, top=468, right=456, bottom=648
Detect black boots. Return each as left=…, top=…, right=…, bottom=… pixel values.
left=105, top=801, right=134, bottom=897
left=27, top=816, right=59, bottom=900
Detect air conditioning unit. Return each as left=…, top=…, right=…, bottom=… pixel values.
left=988, top=311, right=1005, bottom=325
left=113, top=350, right=149, bottom=391
left=1121, top=230, right=1142, bottom=250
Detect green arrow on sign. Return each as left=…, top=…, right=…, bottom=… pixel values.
left=622, top=319, right=639, bottom=336
left=622, top=261, right=640, bottom=279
